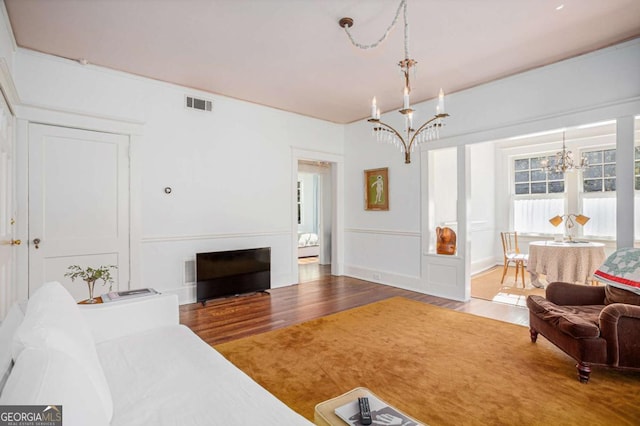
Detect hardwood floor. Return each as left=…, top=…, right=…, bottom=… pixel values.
left=179, top=274, right=531, bottom=346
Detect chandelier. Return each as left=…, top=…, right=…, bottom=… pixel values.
left=339, top=0, right=449, bottom=164
left=541, top=132, right=588, bottom=173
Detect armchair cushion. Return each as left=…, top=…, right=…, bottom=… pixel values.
left=527, top=295, right=602, bottom=339
left=604, top=285, right=640, bottom=306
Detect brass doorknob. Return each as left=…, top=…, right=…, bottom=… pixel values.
left=10, top=239, right=21, bottom=246
left=33, top=238, right=40, bottom=249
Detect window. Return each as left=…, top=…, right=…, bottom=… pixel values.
left=514, top=157, right=564, bottom=194
left=512, top=156, right=565, bottom=234
left=583, top=148, right=616, bottom=192
left=581, top=148, right=617, bottom=238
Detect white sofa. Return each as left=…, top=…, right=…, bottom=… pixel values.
left=0, top=282, right=313, bottom=425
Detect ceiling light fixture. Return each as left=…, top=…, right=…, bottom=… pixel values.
left=338, top=0, right=449, bottom=164
left=541, top=132, right=588, bottom=174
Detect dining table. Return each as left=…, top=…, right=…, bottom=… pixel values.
left=527, top=240, right=606, bottom=287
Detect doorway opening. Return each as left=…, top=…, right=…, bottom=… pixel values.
left=297, top=160, right=332, bottom=283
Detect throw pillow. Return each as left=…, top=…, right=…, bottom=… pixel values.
left=12, top=281, right=113, bottom=421
left=593, top=248, right=640, bottom=296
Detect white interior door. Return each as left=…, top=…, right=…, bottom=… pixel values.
left=0, top=94, right=14, bottom=319
left=28, top=124, right=130, bottom=301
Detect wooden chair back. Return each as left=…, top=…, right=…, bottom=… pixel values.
left=501, top=231, right=521, bottom=257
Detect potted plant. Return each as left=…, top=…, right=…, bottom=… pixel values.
left=65, top=265, right=117, bottom=303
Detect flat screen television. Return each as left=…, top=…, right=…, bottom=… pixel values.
left=196, top=247, right=271, bottom=304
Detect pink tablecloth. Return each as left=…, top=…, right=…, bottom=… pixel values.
left=527, top=241, right=606, bottom=285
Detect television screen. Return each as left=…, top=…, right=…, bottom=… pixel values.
left=196, top=247, right=270, bottom=303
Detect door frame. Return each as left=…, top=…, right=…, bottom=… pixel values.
left=291, top=148, right=344, bottom=282
left=14, top=105, right=144, bottom=301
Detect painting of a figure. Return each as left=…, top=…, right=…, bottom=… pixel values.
left=364, top=168, right=389, bottom=211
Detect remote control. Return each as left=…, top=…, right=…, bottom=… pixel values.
left=358, top=397, right=372, bottom=425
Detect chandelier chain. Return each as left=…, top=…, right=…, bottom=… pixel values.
left=342, top=0, right=408, bottom=57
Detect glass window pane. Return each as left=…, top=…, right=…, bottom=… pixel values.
left=548, top=181, right=564, bottom=193
left=636, top=176, right=640, bottom=190
left=531, top=182, right=546, bottom=194
left=531, top=169, right=546, bottom=181
left=635, top=146, right=640, bottom=160
left=604, top=178, right=616, bottom=191
left=515, top=183, right=529, bottom=194
left=635, top=160, right=639, bottom=176
left=584, top=179, right=602, bottom=192
left=514, top=159, right=529, bottom=171
left=548, top=171, right=563, bottom=181
left=530, top=157, right=546, bottom=169
left=515, top=171, right=529, bottom=183
left=583, top=165, right=602, bottom=179
left=603, top=164, right=616, bottom=178
left=603, top=149, right=616, bottom=163
left=585, top=151, right=602, bottom=164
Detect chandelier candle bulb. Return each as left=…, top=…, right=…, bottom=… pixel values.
left=438, top=88, right=445, bottom=113
left=371, top=97, right=377, bottom=119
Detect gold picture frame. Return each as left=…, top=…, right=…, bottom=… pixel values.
left=364, top=168, right=389, bottom=211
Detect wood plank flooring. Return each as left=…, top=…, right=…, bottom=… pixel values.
left=180, top=273, right=531, bottom=346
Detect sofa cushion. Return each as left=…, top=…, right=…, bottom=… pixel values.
left=12, top=282, right=113, bottom=421
left=0, top=347, right=109, bottom=426
left=527, top=295, right=603, bottom=339
left=593, top=248, right=640, bottom=295
left=97, top=324, right=312, bottom=425
left=0, top=303, right=24, bottom=393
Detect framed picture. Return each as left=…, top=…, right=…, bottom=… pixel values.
left=364, top=167, right=389, bottom=211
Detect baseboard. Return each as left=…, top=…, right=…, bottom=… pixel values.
left=344, top=264, right=422, bottom=293
left=471, top=257, right=498, bottom=275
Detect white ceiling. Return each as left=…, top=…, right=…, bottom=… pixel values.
left=5, top=0, right=640, bottom=124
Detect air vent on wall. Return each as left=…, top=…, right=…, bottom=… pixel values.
left=183, top=259, right=196, bottom=285
left=185, top=95, right=213, bottom=112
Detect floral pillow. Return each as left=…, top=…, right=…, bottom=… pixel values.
left=593, top=248, right=640, bottom=296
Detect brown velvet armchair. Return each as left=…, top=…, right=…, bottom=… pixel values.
left=527, top=282, right=640, bottom=383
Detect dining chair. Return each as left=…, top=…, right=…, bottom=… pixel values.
left=500, top=231, right=528, bottom=287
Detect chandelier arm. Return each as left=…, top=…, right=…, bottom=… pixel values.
left=408, top=113, right=449, bottom=147
left=342, top=0, right=406, bottom=51
left=370, top=119, right=409, bottom=151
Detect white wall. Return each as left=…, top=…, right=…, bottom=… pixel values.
left=12, top=49, right=344, bottom=303
left=344, top=38, right=640, bottom=297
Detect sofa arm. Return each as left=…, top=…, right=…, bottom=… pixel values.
left=599, top=303, right=640, bottom=367
left=79, top=293, right=179, bottom=344
left=546, top=282, right=606, bottom=306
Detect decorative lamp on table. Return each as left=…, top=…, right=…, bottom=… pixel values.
left=549, top=213, right=590, bottom=242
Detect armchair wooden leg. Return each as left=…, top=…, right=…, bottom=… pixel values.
left=576, top=362, right=591, bottom=384
left=529, top=328, right=538, bottom=343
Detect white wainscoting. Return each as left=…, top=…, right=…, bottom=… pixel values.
left=140, top=231, right=293, bottom=305
left=344, top=228, right=422, bottom=292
